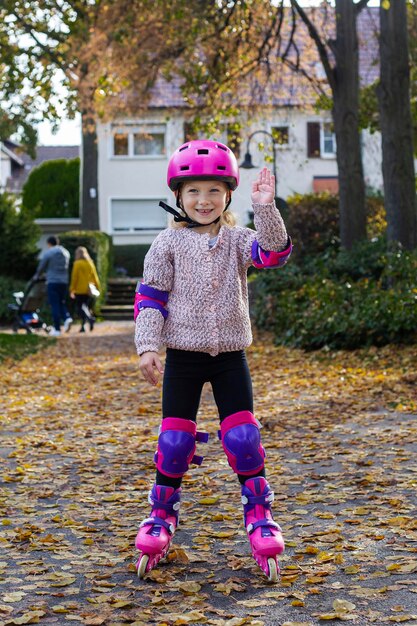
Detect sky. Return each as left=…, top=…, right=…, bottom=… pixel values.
left=37, top=115, right=82, bottom=146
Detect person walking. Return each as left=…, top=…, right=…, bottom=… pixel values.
left=134, top=139, right=292, bottom=582
left=34, top=235, right=72, bottom=336
left=69, top=246, right=100, bottom=332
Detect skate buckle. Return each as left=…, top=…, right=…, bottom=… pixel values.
left=173, top=502, right=180, bottom=511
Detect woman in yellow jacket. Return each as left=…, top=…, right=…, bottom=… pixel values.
left=70, top=246, right=101, bottom=332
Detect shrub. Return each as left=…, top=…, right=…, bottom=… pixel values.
left=253, top=238, right=417, bottom=350
left=22, top=158, right=80, bottom=218
left=0, top=192, right=40, bottom=279
left=0, top=275, right=26, bottom=323
left=112, top=245, right=151, bottom=277
left=285, top=192, right=386, bottom=262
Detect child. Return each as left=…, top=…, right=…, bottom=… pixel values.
left=134, top=139, right=292, bottom=582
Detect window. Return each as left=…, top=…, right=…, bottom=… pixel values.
left=114, top=133, right=129, bottom=156
left=112, top=124, right=166, bottom=157
left=111, top=199, right=167, bottom=232
left=307, top=122, right=336, bottom=158
left=272, top=126, right=289, bottom=147
left=321, top=123, right=336, bottom=157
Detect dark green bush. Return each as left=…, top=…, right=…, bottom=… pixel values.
left=59, top=231, right=113, bottom=310
left=285, top=192, right=386, bottom=261
left=112, top=244, right=151, bottom=277
left=253, top=238, right=417, bottom=350
left=0, top=192, right=40, bottom=279
left=22, top=158, right=80, bottom=218
left=0, top=275, right=26, bottom=323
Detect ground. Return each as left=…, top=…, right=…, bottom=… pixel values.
left=0, top=322, right=417, bottom=626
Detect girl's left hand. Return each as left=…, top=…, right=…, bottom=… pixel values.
left=251, top=167, right=275, bottom=205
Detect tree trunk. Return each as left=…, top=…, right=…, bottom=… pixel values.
left=378, top=0, right=417, bottom=249
left=80, top=110, right=99, bottom=231
left=333, top=0, right=367, bottom=250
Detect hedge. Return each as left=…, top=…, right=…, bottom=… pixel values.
left=252, top=238, right=417, bottom=350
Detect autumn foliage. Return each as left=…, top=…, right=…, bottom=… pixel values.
left=1, top=322, right=416, bottom=624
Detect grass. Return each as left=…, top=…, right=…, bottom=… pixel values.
left=0, top=333, right=54, bottom=363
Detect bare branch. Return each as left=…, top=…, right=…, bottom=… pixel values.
left=290, top=0, right=336, bottom=93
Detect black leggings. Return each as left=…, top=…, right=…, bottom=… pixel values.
left=156, top=348, right=265, bottom=488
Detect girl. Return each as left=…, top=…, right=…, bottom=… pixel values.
left=134, top=139, right=292, bottom=581
left=69, top=246, right=100, bottom=332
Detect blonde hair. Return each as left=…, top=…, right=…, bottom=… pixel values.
left=75, top=246, right=93, bottom=261
left=171, top=181, right=237, bottom=229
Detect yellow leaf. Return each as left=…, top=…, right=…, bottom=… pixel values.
left=344, top=565, right=360, bottom=574
left=175, top=581, right=201, bottom=594
left=199, top=496, right=220, bottom=505
left=333, top=599, right=356, bottom=613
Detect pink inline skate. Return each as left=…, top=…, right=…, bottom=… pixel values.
left=135, top=484, right=181, bottom=578
left=241, top=476, right=285, bottom=582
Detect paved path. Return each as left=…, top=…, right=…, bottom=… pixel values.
left=0, top=322, right=416, bottom=626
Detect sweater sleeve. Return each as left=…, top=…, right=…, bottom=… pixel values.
left=241, top=202, right=292, bottom=270
left=252, top=201, right=288, bottom=251
left=134, top=232, right=174, bottom=355
left=69, top=262, right=79, bottom=293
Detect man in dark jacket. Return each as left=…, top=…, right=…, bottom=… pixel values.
left=34, top=236, right=73, bottom=336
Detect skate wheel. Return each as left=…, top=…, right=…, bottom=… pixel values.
left=137, top=554, right=149, bottom=578
left=267, top=557, right=278, bottom=583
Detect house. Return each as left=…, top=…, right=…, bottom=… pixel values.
left=1, top=142, right=80, bottom=195
left=96, top=8, right=384, bottom=246
left=1, top=141, right=81, bottom=246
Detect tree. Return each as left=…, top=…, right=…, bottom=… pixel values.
left=284, top=0, right=369, bottom=250
left=378, top=0, right=416, bottom=249
left=173, top=1, right=370, bottom=250
left=0, top=193, right=40, bottom=279
left=22, top=158, right=80, bottom=219
left=0, top=1, right=210, bottom=229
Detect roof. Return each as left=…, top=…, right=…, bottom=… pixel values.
left=147, top=6, right=379, bottom=110
left=5, top=145, right=80, bottom=194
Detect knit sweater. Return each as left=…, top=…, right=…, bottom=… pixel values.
left=134, top=202, right=291, bottom=357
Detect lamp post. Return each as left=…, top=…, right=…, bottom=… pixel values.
left=240, top=129, right=288, bottom=217
left=240, top=130, right=278, bottom=197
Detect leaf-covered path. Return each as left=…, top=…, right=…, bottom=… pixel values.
left=1, top=322, right=417, bottom=626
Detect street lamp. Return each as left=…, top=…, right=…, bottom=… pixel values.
left=240, top=129, right=288, bottom=216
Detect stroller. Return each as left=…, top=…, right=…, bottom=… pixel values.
left=8, top=278, right=51, bottom=334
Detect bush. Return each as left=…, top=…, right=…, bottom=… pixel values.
left=285, top=192, right=386, bottom=261
left=253, top=238, right=417, bottom=350
left=59, top=231, right=113, bottom=310
left=112, top=245, right=151, bottom=277
left=0, top=275, right=26, bottom=323
left=22, top=158, right=80, bottom=218
left=0, top=192, right=40, bottom=279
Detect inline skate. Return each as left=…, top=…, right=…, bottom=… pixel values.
left=241, top=476, right=284, bottom=582
left=135, top=484, right=181, bottom=577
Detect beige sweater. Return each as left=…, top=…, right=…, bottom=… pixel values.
left=134, top=202, right=290, bottom=357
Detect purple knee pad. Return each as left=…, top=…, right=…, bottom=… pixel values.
left=154, top=417, right=209, bottom=479
left=220, top=411, right=265, bottom=475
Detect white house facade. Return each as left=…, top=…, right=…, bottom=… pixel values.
left=97, top=108, right=384, bottom=246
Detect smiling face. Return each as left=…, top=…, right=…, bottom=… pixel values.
left=177, top=179, right=231, bottom=233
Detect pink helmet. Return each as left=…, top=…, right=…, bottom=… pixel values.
left=167, top=139, right=239, bottom=191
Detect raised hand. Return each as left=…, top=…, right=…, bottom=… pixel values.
left=251, top=167, right=275, bottom=205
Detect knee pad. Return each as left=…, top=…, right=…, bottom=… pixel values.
left=220, top=411, right=265, bottom=475
left=154, top=417, right=209, bottom=478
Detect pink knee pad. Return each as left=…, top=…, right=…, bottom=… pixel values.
left=154, top=417, right=209, bottom=478
left=220, top=411, right=265, bottom=475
